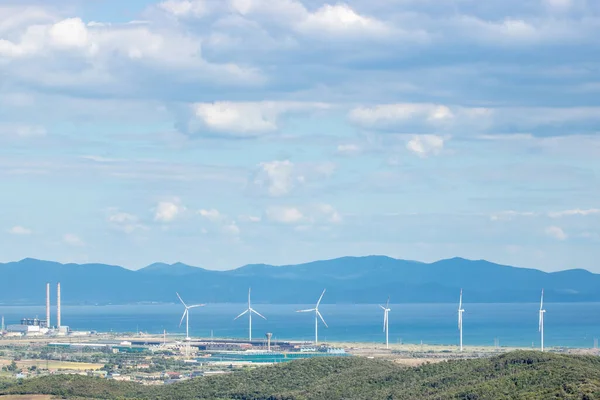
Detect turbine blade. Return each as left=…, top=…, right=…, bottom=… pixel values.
left=540, top=289, right=544, bottom=310
left=188, top=304, right=205, bottom=309
left=176, top=292, right=187, bottom=308
left=379, top=305, right=385, bottom=310
left=251, top=308, right=267, bottom=320
left=179, top=309, right=187, bottom=327
left=296, top=308, right=315, bottom=313
left=248, top=287, right=251, bottom=307
left=317, top=310, right=328, bottom=328
left=386, top=296, right=390, bottom=309
left=316, top=289, right=326, bottom=308
left=459, top=289, right=462, bottom=310
left=234, top=309, right=249, bottom=320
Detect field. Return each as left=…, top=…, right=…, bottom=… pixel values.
left=0, top=359, right=103, bottom=371
left=0, top=396, right=53, bottom=399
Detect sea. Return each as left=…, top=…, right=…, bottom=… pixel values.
left=2, top=303, right=600, bottom=348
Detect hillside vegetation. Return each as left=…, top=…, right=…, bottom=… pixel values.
left=1, top=351, right=600, bottom=399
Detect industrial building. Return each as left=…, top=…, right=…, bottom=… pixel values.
left=3, top=282, right=69, bottom=336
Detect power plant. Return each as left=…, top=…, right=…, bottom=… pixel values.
left=2, top=282, right=69, bottom=336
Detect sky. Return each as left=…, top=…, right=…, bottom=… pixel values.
left=1, top=0, right=599, bottom=272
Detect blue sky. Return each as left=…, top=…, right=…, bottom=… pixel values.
left=1, top=0, right=599, bottom=271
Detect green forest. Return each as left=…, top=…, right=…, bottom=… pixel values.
left=1, top=351, right=599, bottom=399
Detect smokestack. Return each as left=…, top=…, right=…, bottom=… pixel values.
left=46, top=283, right=50, bottom=328
left=57, top=282, right=61, bottom=328
left=266, top=332, right=272, bottom=352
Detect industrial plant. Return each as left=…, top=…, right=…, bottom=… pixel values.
left=2, top=282, right=70, bottom=336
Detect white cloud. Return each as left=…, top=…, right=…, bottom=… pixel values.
left=542, top=0, right=573, bottom=11
left=336, top=144, right=362, bottom=156
left=222, top=221, right=241, bottom=236
left=490, top=211, right=537, bottom=221
left=107, top=210, right=146, bottom=233
left=312, top=204, right=342, bottom=224
left=265, top=206, right=304, bottom=224
left=296, top=3, right=390, bottom=37
left=406, top=135, right=445, bottom=157
left=8, top=226, right=32, bottom=235
left=49, top=18, right=89, bottom=49
left=238, top=214, right=261, bottom=223
left=159, top=0, right=210, bottom=17
left=255, top=160, right=297, bottom=197
left=548, top=209, right=600, bottom=218
left=188, top=101, right=328, bottom=137
left=154, top=199, right=185, bottom=222
left=199, top=208, right=222, bottom=222
left=63, top=233, right=85, bottom=246
left=545, top=226, right=568, bottom=241
left=349, top=103, right=492, bottom=132
left=251, top=160, right=335, bottom=197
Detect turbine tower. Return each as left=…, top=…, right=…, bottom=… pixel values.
left=176, top=292, right=205, bottom=340
left=539, top=289, right=546, bottom=352
left=458, top=289, right=464, bottom=352
left=296, top=289, right=328, bottom=345
left=234, top=287, right=266, bottom=341
left=380, top=296, right=391, bottom=349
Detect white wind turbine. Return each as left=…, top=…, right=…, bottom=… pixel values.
left=177, top=292, right=205, bottom=341
left=458, top=289, right=464, bottom=352
left=380, top=296, right=391, bottom=349
left=234, top=287, right=266, bottom=341
left=297, top=289, right=328, bottom=345
left=539, top=289, right=546, bottom=352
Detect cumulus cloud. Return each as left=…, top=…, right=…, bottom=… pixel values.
left=198, top=208, right=222, bottom=222
left=406, top=135, right=445, bottom=157
left=107, top=210, right=146, bottom=233
left=265, top=206, right=304, bottom=224
left=254, top=160, right=297, bottom=196
left=296, top=3, right=390, bottom=37
left=159, top=0, right=211, bottom=17
left=238, top=214, right=261, bottom=223
left=312, top=203, right=342, bottom=224
left=545, top=226, right=568, bottom=240
left=265, top=204, right=342, bottom=225
left=251, top=160, right=335, bottom=197
left=186, top=101, right=328, bottom=137
left=8, top=226, right=32, bottom=235
left=63, top=233, right=84, bottom=246
left=154, top=199, right=185, bottom=222
left=222, top=221, right=241, bottom=236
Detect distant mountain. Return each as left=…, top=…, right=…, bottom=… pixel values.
left=0, top=256, right=598, bottom=305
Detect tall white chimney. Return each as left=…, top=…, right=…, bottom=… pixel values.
left=57, top=282, right=61, bottom=328
left=46, top=283, right=50, bottom=328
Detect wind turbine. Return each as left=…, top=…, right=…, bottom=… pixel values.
left=539, top=289, right=545, bottom=352
left=380, top=296, right=391, bottom=349
left=234, top=287, right=266, bottom=341
left=458, top=289, right=464, bottom=352
left=297, top=289, right=328, bottom=345
left=176, top=292, right=205, bottom=341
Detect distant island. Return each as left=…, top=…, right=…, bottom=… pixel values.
left=0, top=256, right=599, bottom=305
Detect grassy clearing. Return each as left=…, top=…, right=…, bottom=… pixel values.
left=0, top=359, right=103, bottom=371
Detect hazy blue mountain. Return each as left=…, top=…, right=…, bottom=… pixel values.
left=0, top=256, right=598, bottom=305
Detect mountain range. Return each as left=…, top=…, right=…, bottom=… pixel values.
left=0, top=256, right=598, bottom=305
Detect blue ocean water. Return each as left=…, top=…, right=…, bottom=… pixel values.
left=2, top=303, right=600, bottom=348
